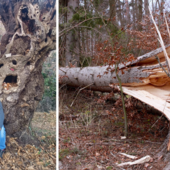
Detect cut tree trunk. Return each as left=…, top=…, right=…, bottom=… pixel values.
left=60, top=44, right=170, bottom=166
left=0, top=0, right=56, bottom=144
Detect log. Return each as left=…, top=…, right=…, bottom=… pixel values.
left=60, top=44, right=170, bottom=87
left=60, top=44, right=170, bottom=120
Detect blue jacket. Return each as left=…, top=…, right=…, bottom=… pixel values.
left=0, top=101, right=4, bottom=129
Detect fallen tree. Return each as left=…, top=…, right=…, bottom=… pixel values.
left=60, top=44, right=170, bottom=165
left=0, top=0, right=56, bottom=144
left=59, top=44, right=170, bottom=116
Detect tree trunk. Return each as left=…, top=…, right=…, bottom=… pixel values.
left=0, top=0, right=56, bottom=143
left=65, top=0, right=79, bottom=66
left=138, top=0, right=143, bottom=30
left=144, top=0, right=149, bottom=16
left=60, top=44, right=170, bottom=111
left=109, top=0, right=116, bottom=20
left=125, top=0, right=130, bottom=25
left=117, top=0, right=123, bottom=28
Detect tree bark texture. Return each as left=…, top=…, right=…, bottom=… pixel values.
left=0, top=0, right=56, bottom=137
left=65, top=0, right=79, bottom=66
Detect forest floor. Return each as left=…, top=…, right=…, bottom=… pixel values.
left=59, top=87, right=169, bottom=170
left=0, top=111, right=56, bottom=170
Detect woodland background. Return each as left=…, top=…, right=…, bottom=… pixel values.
left=59, top=0, right=170, bottom=67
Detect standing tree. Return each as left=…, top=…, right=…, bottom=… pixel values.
left=65, top=0, right=79, bottom=66
left=0, top=0, right=56, bottom=143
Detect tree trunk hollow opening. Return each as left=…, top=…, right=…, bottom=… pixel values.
left=0, top=0, right=56, bottom=145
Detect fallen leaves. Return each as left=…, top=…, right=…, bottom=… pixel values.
left=0, top=136, right=56, bottom=170
left=0, top=111, right=56, bottom=169
left=59, top=88, right=168, bottom=169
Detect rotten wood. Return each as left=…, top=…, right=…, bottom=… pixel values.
left=0, top=0, right=56, bottom=141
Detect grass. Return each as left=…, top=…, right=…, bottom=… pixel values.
left=31, top=111, right=56, bottom=134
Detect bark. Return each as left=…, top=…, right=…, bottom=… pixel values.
left=60, top=44, right=170, bottom=166
left=125, top=0, right=130, bottom=25
left=144, top=0, right=149, bottom=16
left=65, top=0, right=79, bottom=66
left=109, top=0, right=116, bottom=20
left=138, top=0, right=143, bottom=30
left=60, top=44, right=170, bottom=89
left=0, top=0, right=56, bottom=142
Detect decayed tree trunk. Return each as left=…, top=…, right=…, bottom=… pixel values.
left=0, top=0, right=56, bottom=142
left=60, top=44, right=170, bottom=167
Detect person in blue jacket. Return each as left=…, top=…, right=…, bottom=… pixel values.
left=0, top=101, right=6, bottom=158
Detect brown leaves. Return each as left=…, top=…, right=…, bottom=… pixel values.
left=0, top=111, right=56, bottom=169
left=0, top=136, right=56, bottom=169
left=93, top=36, right=135, bottom=66
left=126, top=13, right=170, bottom=53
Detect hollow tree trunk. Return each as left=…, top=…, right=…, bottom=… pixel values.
left=0, top=0, right=56, bottom=141
left=60, top=44, right=170, bottom=166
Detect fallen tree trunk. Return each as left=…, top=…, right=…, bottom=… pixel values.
left=60, top=44, right=170, bottom=88
left=60, top=45, right=170, bottom=165
left=60, top=45, right=170, bottom=118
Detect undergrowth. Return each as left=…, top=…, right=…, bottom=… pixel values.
left=59, top=87, right=168, bottom=170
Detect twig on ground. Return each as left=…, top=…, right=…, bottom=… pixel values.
left=59, top=84, right=67, bottom=90
left=70, top=83, right=94, bottom=107
left=117, top=155, right=151, bottom=167
left=150, top=114, right=163, bottom=129
left=119, top=152, right=138, bottom=159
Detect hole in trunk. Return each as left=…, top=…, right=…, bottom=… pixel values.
left=0, top=64, right=4, bottom=68
left=12, top=60, right=17, bottom=65
left=4, top=75, right=17, bottom=84
left=27, top=61, right=30, bottom=65
left=21, top=7, right=28, bottom=20
left=3, top=75, right=18, bottom=90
